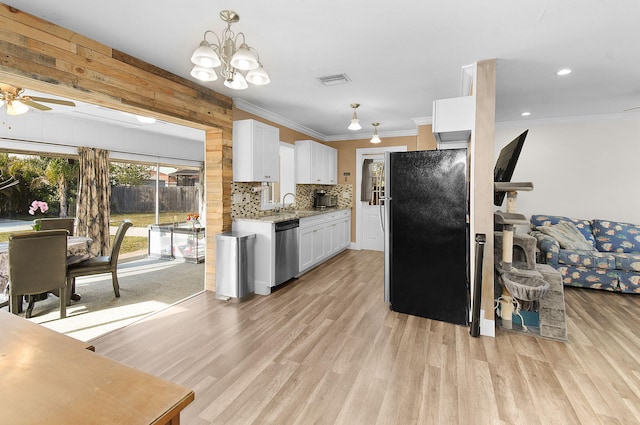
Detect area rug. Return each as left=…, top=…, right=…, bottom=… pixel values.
left=5, top=257, right=204, bottom=342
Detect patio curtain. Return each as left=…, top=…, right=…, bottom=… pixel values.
left=76, top=147, right=111, bottom=256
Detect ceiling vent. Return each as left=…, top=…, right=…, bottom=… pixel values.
left=317, top=73, right=351, bottom=86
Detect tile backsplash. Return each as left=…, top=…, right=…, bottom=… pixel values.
left=231, top=182, right=263, bottom=218
left=295, top=184, right=353, bottom=209
left=231, top=183, right=353, bottom=219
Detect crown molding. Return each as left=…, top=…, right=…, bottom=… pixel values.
left=234, top=98, right=639, bottom=143
left=233, top=98, right=326, bottom=141
left=234, top=98, right=424, bottom=142
left=412, top=116, right=433, bottom=126
left=495, top=111, right=640, bottom=128
left=325, top=128, right=418, bottom=142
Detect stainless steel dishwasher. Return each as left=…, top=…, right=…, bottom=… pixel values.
left=275, top=219, right=299, bottom=285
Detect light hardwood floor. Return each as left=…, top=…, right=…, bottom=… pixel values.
left=92, top=250, right=640, bottom=425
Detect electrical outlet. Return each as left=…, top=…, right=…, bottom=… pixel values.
left=233, top=193, right=243, bottom=203
left=342, top=192, right=350, bottom=198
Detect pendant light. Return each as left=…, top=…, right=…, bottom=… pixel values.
left=348, top=103, right=362, bottom=130
left=370, top=122, right=381, bottom=144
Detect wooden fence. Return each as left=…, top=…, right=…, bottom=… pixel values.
left=111, top=186, right=199, bottom=213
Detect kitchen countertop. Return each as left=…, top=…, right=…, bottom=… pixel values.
left=233, top=207, right=350, bottom=224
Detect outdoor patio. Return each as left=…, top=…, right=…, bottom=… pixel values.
left=0, top=219, right=205, bottom=342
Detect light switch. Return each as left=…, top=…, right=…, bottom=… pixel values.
left=233, top=193, right=243, bottom=203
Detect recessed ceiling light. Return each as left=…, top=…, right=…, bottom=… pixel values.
left=556, top=68, right=572, bottom=76
left=521, top=112, right=531, bottom=116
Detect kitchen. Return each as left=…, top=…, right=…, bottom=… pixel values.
left=220, top=115, right=473, bottom=336
left=224, top=118, right=355, bottom=297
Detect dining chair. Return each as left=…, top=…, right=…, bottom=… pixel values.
left=9, top=230, right=68, bottom=319
left=66, top=219, right=133, bottom=304
left=34, top=217, right=75, bottom=235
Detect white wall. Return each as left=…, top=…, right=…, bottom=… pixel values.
left=0, top=109, right=204, bottom=165
left=494, top=114, right=640, bottom=225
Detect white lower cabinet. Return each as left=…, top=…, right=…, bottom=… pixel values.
left=314, top=226, right=327, bottom=263
left=329, top=220, right=341, bottom=255
left=232, top=209, right=351, bottom=295
left=298, top=209, right=351, bottom=275
left=299, top=226, right=315, bottom=272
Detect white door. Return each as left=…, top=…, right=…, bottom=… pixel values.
left=355, top=145, right=407, bottom=251
left=360, top=156, right=384, bottom=251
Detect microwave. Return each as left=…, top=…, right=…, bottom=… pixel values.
left=313, top=190, right=337, bottom=208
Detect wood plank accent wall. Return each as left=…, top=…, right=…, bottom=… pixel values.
left=473, top=60, right=497, bottom=326
left=0, top=4, right=233, bottom=292
left=204, top=128, right=233, bottom=291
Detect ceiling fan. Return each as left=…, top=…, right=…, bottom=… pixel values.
left=624, top=106, right=640, bottom=112
left=0, top=83, right=76, bottom=115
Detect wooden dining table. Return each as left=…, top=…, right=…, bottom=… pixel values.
left=0, top=235, right=92, bottom=306
left=0, top=311, right=194, bottom=424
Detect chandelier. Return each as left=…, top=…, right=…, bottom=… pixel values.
left=190, top=10, right=270, bottom=90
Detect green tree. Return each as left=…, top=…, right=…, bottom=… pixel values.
left=0, top=153, right=16, bottom=213
left=43, top=158, right=78, bottom=217
left=110, top=163, right=152, bottom=186
left=6, top=155, right=52, bottom=215
left=0, top=155, right=79, bottom=217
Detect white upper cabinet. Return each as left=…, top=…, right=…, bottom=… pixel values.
left=432, top=96, right=475, bottom=149
left=295, top=140, right=337, bottom=185
left=233, top=119, right=280, bottom=182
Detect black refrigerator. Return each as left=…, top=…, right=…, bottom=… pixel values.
left=383, top=149, right=469, bottom=326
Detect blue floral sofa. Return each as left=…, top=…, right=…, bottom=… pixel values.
left=530, top=214, right=640, bottom=293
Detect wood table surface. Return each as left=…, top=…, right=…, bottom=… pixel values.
left=0, top=311, right=194, bottom=424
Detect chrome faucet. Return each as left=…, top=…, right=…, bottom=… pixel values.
left=282, top=192, right=296, bottom=210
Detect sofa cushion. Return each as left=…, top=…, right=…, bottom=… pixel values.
left=557, top=249, right=617, bottom=269
left=530, top=214, right=596, bottom=247
left=593, top=219, right=640, bottom=253
left=536, top=222, right=596, bottom=251
left=617, top=270, right=640, bottom=293
left=556, top=265, right=619, bottom=292
left=613, top=252, right=640, bottom=272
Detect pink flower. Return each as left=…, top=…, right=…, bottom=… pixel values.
left=28, top=200, right=49, bottom=215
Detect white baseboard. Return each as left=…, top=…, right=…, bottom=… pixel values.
left=253, top=282, right=271, bottom=296
left=480, top=310, right=495, bottom=337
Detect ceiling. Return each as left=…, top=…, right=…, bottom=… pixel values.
left=7, top=89, right=206, bottom=142
left=2, top=0, right=640, bottom=142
